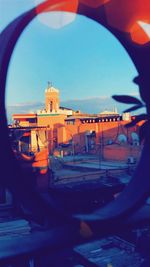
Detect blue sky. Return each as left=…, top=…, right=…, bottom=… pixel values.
left=1, top=0, right=140, bottom=117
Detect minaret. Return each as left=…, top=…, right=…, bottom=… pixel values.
left=45, top=82, right=60, bottom=113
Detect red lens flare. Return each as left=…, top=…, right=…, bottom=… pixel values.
left=105, top=0, right=150, bottom=44
left=36, top=0, right=79, bottom=14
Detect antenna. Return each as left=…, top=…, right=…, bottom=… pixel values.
left=47, top=81, right=52, bottom=88
left=115, top=106, right=118, bottom=113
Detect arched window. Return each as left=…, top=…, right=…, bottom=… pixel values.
left=50, top=101, right=53, bottom=112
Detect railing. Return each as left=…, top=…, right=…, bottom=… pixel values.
left=54, top=166, right=135, bottom=183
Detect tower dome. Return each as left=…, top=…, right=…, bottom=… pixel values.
left=45, top=86, right=59, bottom=93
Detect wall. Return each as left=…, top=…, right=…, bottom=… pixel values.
left=37, top=114, right=66, bottom=127
left=62, top=119, right=141, bottom=161
left=103, top=144, right=141, bottom=161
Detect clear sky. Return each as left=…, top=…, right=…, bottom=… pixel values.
left=1, top=0, right=139, bottom=114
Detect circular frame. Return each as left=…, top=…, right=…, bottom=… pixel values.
left=0, top=0, right=150, bottom=228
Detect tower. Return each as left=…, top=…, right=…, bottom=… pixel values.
left=45, top=82, right=60, bottom=113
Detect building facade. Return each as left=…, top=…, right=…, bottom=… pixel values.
left=11, top=84, right=142, bottom=162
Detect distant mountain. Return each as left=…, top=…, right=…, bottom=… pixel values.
left=6, top=96, right=142, bottom=124
left=61, top=97, right=126, bottom=114
left=6, top=102, right=45, bottom=124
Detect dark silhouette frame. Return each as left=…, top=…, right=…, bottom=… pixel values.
left=0, top=0, right=150, bottom=264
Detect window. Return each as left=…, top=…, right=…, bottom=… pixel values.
left=50, top=101, right=53, bottom=112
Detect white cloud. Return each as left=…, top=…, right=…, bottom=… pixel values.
left=9, top=101, right=44, bottom=108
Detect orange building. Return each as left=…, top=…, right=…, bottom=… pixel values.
left=12, top=84, right=141, bottom=162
